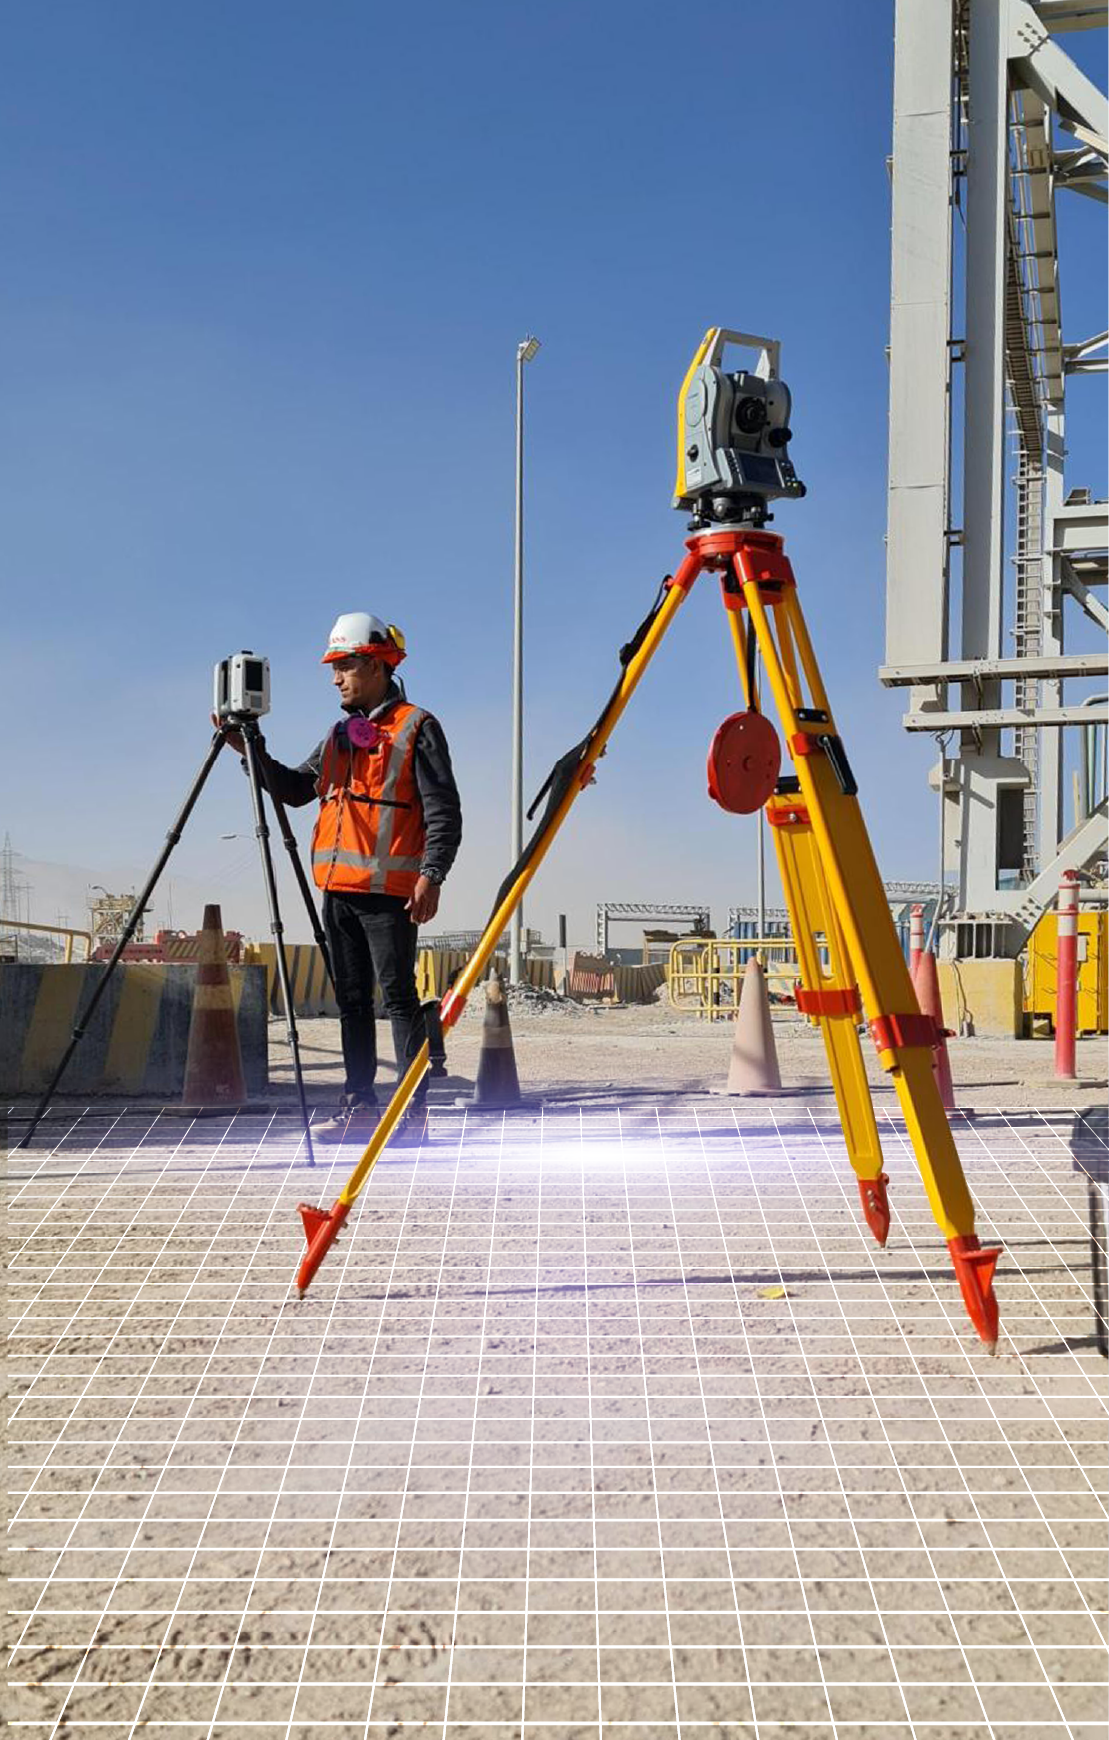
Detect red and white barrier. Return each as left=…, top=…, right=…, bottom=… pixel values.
left=1055, top=870, right=1079, bottom=1080
left=909, top=904, right=925, bottom=978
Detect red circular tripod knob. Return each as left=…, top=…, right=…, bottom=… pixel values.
left=707, top=710, right=781, bottom=814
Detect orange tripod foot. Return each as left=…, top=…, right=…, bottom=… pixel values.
left=947, top=1234, right=1001, bottom=1352
left=857, top=1173, right=890, bottom=1247
left=296, top=1199, right=351, bottom=1296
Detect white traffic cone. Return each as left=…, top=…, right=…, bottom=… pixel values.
left=726, top=956, right=783, bottom=1095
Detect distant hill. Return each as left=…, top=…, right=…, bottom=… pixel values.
left=0, top=847, right=321, bottom=951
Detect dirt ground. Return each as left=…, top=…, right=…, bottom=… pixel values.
left=6, top=994, right=1107, bottom=1738
left=277, top=990, right=1109, bottom=1112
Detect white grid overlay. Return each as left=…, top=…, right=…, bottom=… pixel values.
left=6, top=1100, right=1108, bottom=1737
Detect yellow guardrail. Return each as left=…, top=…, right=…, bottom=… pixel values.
left=0, top=920, right=94, bottom=963
left=668, top=936, right=812, bottom=1020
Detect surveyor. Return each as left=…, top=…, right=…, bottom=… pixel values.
left=222, top=612, right=462, bottom=1137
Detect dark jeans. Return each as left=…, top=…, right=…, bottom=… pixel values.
left=323, top=891, right=427, bottom=1106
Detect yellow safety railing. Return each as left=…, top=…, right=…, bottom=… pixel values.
left=668, top=935, right=812, bottom=1020
left=0, top=919, right=95, bottom=963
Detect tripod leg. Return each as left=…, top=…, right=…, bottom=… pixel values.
left=768, top=795, right=890, bottom=1244
left=241, top=726, right=315, bottom=1169
left=295, top=548, right=707, bottom=1297
left=721, top=598, right=889, bottom=1240
left=737, top=542, right=1000, bottom=1349
left=266, top=787, right=334, bottom=989
left=16, top=732, right=228, bottom=1150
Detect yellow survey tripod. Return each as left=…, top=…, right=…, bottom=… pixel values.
left=296, top=329, right=1001, bottom=1351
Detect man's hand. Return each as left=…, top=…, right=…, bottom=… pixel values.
left=406, top=875, right=441, bottom=926
left=211, top=714, right=266, bottom=758
left=211, top=713, right=245, bottom=754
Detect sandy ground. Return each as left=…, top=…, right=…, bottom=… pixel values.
left=275, top=992, right=1109, bottom=1113
left=5, top=999, right=1108, bottom=1738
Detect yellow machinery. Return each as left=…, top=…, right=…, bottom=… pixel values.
left=1025, top=906, right=1108, bottom=1034
left=294, top=327, right=1002, bottom=1351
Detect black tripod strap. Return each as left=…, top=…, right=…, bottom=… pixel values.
left=746, top=614, right=759, bottom=710
left=487, top=578, right=671, bottom=920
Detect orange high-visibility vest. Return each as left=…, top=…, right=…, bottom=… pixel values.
left=311, top=703, right=428, bottom=897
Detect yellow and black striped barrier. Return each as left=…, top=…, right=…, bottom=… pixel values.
left=243, top=944, right=339, bottom=1016
left=0, top=963, right=268, bottom=1096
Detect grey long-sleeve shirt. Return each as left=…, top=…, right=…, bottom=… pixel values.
left=256, top=683, right=462, bottom=884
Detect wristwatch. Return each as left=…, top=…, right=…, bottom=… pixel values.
left=419, top=865, right=444, bottom=885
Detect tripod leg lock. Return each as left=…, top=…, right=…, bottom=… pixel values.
left=868, top=1012, right=941, bottom=1054
left=789, top=730, right=858, bottom=796
left=796, top=985, right=862, bottom=1020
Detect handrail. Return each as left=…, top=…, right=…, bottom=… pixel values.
left=0, top=920, right=95, bottom=963
left=668, top=935, right=811, bottom=1020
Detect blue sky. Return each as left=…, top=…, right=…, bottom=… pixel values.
left=2, top=2, right=1105, bottom=944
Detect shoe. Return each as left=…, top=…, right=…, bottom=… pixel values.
left=390, top=1104, right=429, bottom=1147
left=313, top=1094, right=379, bottom=1143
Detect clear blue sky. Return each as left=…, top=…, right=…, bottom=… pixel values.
left=2, top=2, right=1105, bottom=943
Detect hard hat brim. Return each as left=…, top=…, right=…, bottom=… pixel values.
left=321, top=643, right=406, bottom=666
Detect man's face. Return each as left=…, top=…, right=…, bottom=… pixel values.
left=330, top=654, right=389, bottom=710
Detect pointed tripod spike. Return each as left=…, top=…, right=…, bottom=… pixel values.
left=947, top=1235, right=1002, bottom=1352
left=857, top=1173, right=890, bottom=1247
left=297, top=1203, right=331, bottom=1245
left=296, top=1199, right=351, bottom=1296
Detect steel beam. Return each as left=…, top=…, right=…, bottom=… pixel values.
left=903, top=705, right=1109, bottom=729
left=1062, top=558, right=1109, bottom=629
left=1011, top=0, right=1109, bottom=144
left=885, top=0, right=953, bottom=708
left=881, top=652, right=1108, bottom=682
left=1030, top=2, right=1108, bottom=30
left=959, top=0, right=1011, bottom=909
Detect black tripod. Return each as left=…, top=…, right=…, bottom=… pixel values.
left=15, top=717, right=330, bottom=1163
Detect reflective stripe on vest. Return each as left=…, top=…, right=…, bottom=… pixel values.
left=311, top=703, right=427, bottom=896
left=310, top=847, right=423, bottom=874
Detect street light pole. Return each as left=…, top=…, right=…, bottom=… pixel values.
left=511, top=335, right=540, bottom=985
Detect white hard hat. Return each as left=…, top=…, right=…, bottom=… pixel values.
left=321, top=612, right=406, bottom=666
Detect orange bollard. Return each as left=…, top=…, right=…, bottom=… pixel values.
left=180, top=904, right=248, bottom=1109
left=912, top=950, right=955, bottom=1112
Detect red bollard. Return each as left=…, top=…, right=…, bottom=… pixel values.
left=909, top=904, right=925, bottom=979
left=913, top=950, right=956, bottom=1111
left=1055, top=870, right=1079, bottom=1080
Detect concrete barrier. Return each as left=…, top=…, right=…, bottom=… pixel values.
left=937, top=958, right=1024, bottom=1039
left=244, top=943, right=340, bottom=1016
left=417, top=949, right=555, bottom=1002
left=0, top=963, right=268, bottom=1095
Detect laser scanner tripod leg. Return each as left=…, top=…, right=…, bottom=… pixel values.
left=735, top=534, right=1000, bottom=1348
left=265, top=785, right=335, bottom=991
left=241, top=723, right=316, bottom=1169
left=15, top=730, right=230, bottom=1150
left=293, top=551, right=705, bottom=1297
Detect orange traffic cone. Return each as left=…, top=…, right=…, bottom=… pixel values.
left=912, top=949, right=956, bottom=1111
left=727, top=956, right=783, bottom=1095
left=472, top=973, right=521, bottom=1107
left=180, top=904, right=248, bottom=1110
